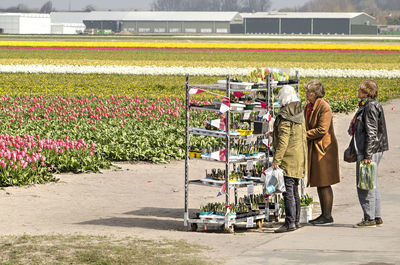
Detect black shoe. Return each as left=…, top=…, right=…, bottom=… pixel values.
left=312, top=216, right=334, bottom=226
left=295, top=222, right=302, bottom=229
left=309, top=214, right=322, bottom=224
left=274, top=223, right=296, bottom=233
left=375, top=217, right=383, bottom=226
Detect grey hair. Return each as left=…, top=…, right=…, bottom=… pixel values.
left=278, top=85, right=299, bottom=106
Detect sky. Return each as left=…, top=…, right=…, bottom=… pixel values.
left=1, top=0, right=310, bottom=11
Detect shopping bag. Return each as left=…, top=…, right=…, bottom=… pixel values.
left=261, top=167, right=276, bottom=186
left=261, top=167, right=286, bottom=193
left=358, top=162, right=376, bottom=190
left=274, top=168, right=285, bottom=193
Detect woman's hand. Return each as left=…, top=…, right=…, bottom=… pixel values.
left=363, top=159, right=372, bottom=164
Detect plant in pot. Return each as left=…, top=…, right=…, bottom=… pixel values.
left=300, top=194, right=313, bottom=223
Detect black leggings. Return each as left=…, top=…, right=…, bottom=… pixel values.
left=317, top=186, right=333, bottom=218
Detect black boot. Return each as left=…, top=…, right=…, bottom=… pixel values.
left=274, top=223, right=296, bottom=233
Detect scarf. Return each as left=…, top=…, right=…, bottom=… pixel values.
left=306, top=102, right=314, bottom=122
left=348, top=98, right=368, bottom=136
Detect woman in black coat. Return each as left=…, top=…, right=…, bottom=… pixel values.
left=348, top=80, right=389, bottom=228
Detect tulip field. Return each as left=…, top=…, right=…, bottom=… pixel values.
left=0, top=37, right=399, bottom=186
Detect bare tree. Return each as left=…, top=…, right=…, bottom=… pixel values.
left=152, top=0, right=185, bottom=11
left=40, top=1, right=53, bottom=13
left=220, top=0, right=241, bottom=11
left=240, top=0, right=271, bottom=12
left=377, top=0, right=400, bottom=10
left=84, top=4, right=96, bottom=12
left=6, top=4, right=32, bottom=13
left=151, top=0, right=270, bottom=11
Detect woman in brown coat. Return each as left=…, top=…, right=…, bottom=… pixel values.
left=304, top=80, right=340, bottom=225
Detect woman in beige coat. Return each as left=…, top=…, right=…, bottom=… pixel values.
left=304, top=80, right=340, bottom=226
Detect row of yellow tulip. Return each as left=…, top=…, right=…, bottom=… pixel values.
left=1, top=58, right=399, bottom=71
left=1, top=73, right=398, bottom=103
left=1, top=40, right=400, bottom=51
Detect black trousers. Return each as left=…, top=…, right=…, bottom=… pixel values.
left=283, top=176, right=300, bottom=225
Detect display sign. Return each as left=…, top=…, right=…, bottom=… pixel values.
left=246, top=160, right=254, bottom=170
left=246, top=217, right=254, bottom=228
left=247, top=184, right=254, bottom=195
left=246, top=135, right=252, bottom=145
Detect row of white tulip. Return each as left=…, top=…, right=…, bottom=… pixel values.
left=1, top=64, right=400, bottom=79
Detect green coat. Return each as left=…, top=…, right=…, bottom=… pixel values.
left=273, top=101, right=307, bottom=179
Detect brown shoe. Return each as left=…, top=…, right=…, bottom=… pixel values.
left=353, top=219, right=376, bottom=228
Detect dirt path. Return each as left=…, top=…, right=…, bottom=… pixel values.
left=0, top=98, right=399, bottom=263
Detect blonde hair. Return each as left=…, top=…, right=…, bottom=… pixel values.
left=304, top=79, right=325, bottom=98
left=360, top=80, right=378, bottom=99
left=278, top=85, right=299, bottom=106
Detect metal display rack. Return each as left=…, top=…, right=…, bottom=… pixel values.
left=184, top=72, right=300, bottom=233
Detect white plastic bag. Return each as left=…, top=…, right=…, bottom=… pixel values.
left=274, top=168, right=285, bottom=193
left=261, top=167, right=286, bottom=193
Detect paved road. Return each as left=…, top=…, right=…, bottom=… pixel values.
left=228, top=100, right=400, bottom=265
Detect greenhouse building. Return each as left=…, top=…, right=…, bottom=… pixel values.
left=239, top=12, right=377, bottom=35
left=83, top=11, right=243, bottom=34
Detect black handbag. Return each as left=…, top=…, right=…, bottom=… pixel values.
left=344, top=137, right=357, bottom=163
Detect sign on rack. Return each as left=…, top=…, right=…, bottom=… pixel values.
left=246, top=135, right=252, bottom=145
left=246, top=217, right=254, bottom=228
left=247, top=184, right=254, bottom=195
left=246, top=160, right=254, bottom=170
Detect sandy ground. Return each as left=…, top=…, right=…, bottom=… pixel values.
left=0, top=98, right=399, bottom=264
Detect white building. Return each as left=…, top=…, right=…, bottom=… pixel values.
left=51, top=23, right=86, bottom=34
left=50, top=12, right=88, bottom=34
left=0, top=13, right=51, bottom=34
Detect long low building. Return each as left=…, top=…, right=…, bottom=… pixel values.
left=83, top=11, right=243, bottom=34
left=0, top=11, right=378, bottom=35
left=239, top=12, right=377, bottom=35
left=0, top=13, right=51, bottom=34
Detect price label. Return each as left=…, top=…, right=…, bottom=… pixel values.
left=263, top=113, right=271, bottom=120
left=246, top=217, right=254, bottom=228
left=247, top=184, right=254, bottom=195
left=262, top=139, right=269, bottom=146
left=243, top=112, right=251, bottom=120
left=246, top=160, right=254, bottom=170
left=246, top=134, right=252, bottom=145
left=258, top=110, right=267, bottom=117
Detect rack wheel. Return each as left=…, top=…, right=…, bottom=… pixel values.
left=190, top=223, right=198, bottom=232
left=256, top=220, right=263, bottom=229
left=224, top=225, right=234, bottom=233
left=274, top=216, right=280, bottom=222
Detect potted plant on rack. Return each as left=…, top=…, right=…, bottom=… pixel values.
left=299, top=194, right=314, bottom=223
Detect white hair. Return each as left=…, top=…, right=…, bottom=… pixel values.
left=278, top=85, right=299, bottom=106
